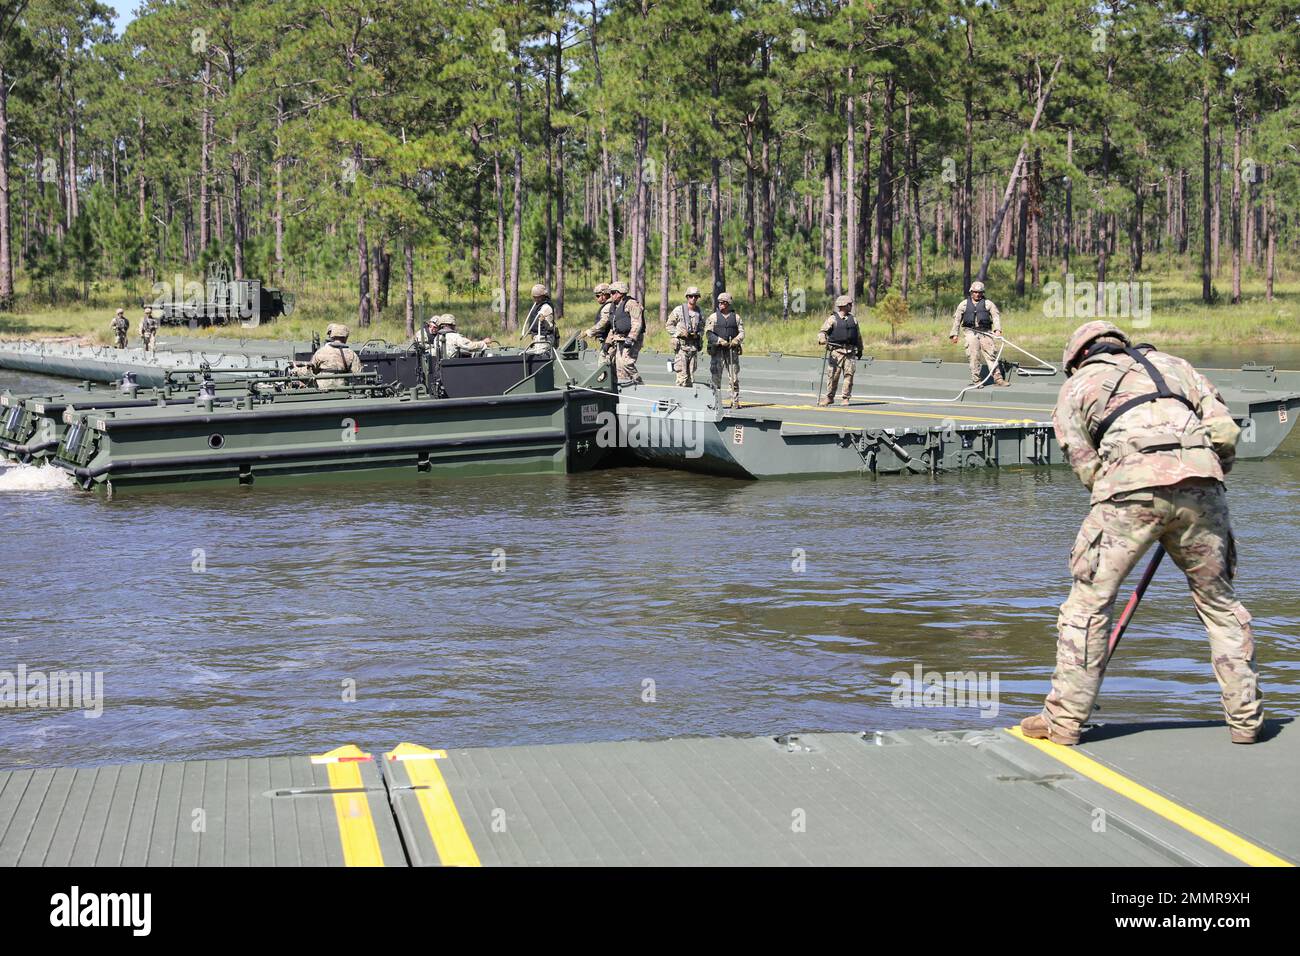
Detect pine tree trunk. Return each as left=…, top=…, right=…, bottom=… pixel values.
left=1230, top=98, right=1241, bottom=303
left=404, top=238, right=415, bottom=337
left=553, top=33, right=565, bottom=318
left=508, top=69, right=524, bottom=331
left=1201, top=57, right=1212, bottom=303
left=659, top=125, right=671, bottom=326
left=845, top=75, right=856, bottom=302
left=0, top=64, right=13, bottom=309
left=200, top=59, right=211, bottom=253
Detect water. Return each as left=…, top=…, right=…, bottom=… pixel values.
left=1, top=363, right=1297, bottom=771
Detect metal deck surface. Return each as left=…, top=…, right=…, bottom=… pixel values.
left=0, top=723, right=1291, bottom=866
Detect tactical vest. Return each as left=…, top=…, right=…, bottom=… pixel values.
left=827, top=313, right=859, bottom=346
left=960, top=298, right=992, bottom=331
left=1082, top=343, right=1202, bottom=446
left=524, top=300, right=556, bottom=343
left=712, top=311, right=739, bottom=343
left=611, top=300, right=634, bottom=336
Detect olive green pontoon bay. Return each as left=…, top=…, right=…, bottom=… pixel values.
left=1, top=335, right=1297, bottom=491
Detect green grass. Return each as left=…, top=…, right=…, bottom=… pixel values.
left=3, top=255, right=1295, bottom=361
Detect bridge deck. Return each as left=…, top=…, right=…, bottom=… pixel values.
left=1, top=722, right=1292, bottom=867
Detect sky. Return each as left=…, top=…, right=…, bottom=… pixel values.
left=107, top=1, right=136, bottom=34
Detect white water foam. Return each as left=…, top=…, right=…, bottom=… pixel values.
left=0, top=461, right=75, bottom=492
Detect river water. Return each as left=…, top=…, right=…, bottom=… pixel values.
left=1, top=360, right=1297, bottom=771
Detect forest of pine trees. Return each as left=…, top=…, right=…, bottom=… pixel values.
left=0, top=0, right=1295, bottom=334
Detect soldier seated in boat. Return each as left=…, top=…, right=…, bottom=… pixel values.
left=420, top=315, right=498, bottom=358
left=291, top=323, right=364, bottom=391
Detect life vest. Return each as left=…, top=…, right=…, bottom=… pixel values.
left=827, top=313, right=859, bottom=346
left=1082, top=343, right=1202, bottom=446
left=960, top=298, right=993, bottom=331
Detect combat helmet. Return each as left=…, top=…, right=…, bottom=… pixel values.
left=531, top=283, right=549, bottom=299
left=968, top=281, right=985, bottom=294
left=717, top=292, right=733, bottom=304
left=437, top=314, right=457, bottom=328
left=325, top=323, right=350, bottom=341
left=685, top=286, right=701, bottom=297
left=609, top=280, right=628, bottom=296
left=594, top=282, right=610, bottom=296
left=835, top=294, right=852, bottom=309
left=1063, top=320, right=1129, bottom=376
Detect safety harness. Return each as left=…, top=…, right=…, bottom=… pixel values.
left=1082, top=342, right=1201, bottom=446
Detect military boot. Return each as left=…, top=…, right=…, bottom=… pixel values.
left=818, top=397, right=831, bottom=407
left=839, top=397, right=851, bottom=406
left=1020, top=713, right=1081, bottom=745
left=1230, top=728, right=1258, bottom=745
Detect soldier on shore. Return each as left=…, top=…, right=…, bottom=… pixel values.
left=522, top=283, right=558, bottom=355
left=665, top=287, right=705, bottom=387
left=111, top=308, right=129, bottom=349
left=139, top=306, right=158, bottom=353
left=818, top=294, right=864, bottom=406
left=948, top=280, right=1009, bottom=387
left=297, top=322, right=364, bottom=390
left=602, top=280, right=644, bottom=385
left=1021, top=320, right=1261, bottom=746
left=706, top=292, right=744, bottom=408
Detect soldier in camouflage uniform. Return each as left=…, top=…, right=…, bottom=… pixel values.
left=582, top=282, right=614, bottom=365
left=706, top=292, right=744, bottom=408
left=139, top=306, right=158, bottom=353
left=665, top=287, right=705, bottom=387
left=522, top=283, right=558, bottom=355
left=1021, top=320, right=1262, bottom=746
left=299, top=323, right=364, bottom=390
left=599, top=281, right=643, bottom=385
left=818, top=294, right=864, bottom=406
left=948, top=280, right=1009, bottom=387
left=422, top=315, right=497, bottom=357
left=111, top=308, right=129, bottom=349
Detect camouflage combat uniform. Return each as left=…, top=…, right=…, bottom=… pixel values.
left=949, top=296, right=1007, bottom=386
left=111, top=313, right=129, bottom=349
left=605, top=291, right=644, bottom=385
left=1035, top=324, right=1261, bottom=743
left=306, top=340, right=363, bottom=390
left=139, top=311, right=159, bottom=353
left=584, top=293, right=615, bottom=366
left=523, top=290, right=558, bottom=355
left=818, top=301, right=863, bottom=405
left=666, top=300, right=705, bottom=387
left=706, top=300, right=743, bottom=407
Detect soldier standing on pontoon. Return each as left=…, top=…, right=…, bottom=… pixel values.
left=706, top=292, right=744, bottom=408
left=583, top=282, right=614, bottom=365
left=948, top=280, right=1009, bottom=387
left=818, top=294, right=864, bottom=406
left=665, top=287, right=705, bottom=387
left=1021, top=320, right=1261, bottom=746
left=522, top=283, right=558, bottom=355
